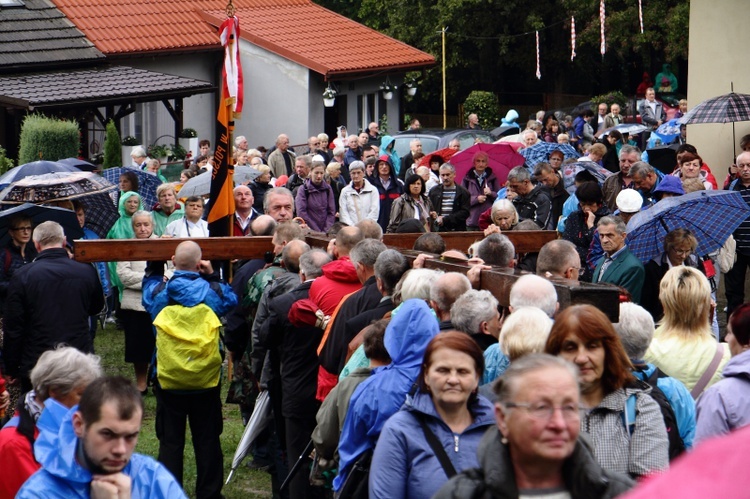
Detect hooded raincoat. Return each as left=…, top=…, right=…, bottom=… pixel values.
left=16, top=399, right=186, bottom=499
left=379, top=136, right=401, bottom=176
left=333, top=300, right=439, bottom=491
left=106, top=191, right=143, bottom=298
left=369, top=390, right=495, bottom=499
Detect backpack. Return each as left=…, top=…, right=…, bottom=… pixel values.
left=153, top=302, right=223, bottom=390
left=623, top=370, right=686, bottom=461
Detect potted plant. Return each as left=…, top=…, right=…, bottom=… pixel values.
left=323, top=86, right=337, bottom=107
left=380, top=82, right=396, bottom=100
left=178, top=128, right=199, bottom=159
left=121, top=136, right=141, bottom=168
left=148, top=144, right=169, bottom=163
left=404, top=75, right=418, bottom=96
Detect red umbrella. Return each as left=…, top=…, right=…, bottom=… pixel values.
left=450, top=143, right=525, bottom=185
left=417, top=147, right=457, bottom=168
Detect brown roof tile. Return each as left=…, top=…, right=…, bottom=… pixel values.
left=51, top=0, right=434, bottom=76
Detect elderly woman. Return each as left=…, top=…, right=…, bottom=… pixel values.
left=482, top=199, right=519, bottom=235
left=145, top=158, right=168, bottom=183
left=435, top=354, right=635, bottom=498
left=642, top=229, right=705, bottom=322
left=296, top=160, right=336, bottom=232
left=695, top=303, right=750, bottom=443
left=546, top=304, right=669, bottom=478
left=106, top=191, right=143, bottom=301
left=0, top=347, right=101, bottom=498
left=645, top=267, right=730, bottom=395
left=387, top=174, right=432, bottom=233
left=234, top=149, right=249, bottom=167
left=461, top=152, right=500, bottom=231
left=480, top=306, right=552, bottom=392
left=249, top=164, right=273, bottom=214
left=369, top=332, right=495, bottom=499
left=116, top=211, right=161, bottom=394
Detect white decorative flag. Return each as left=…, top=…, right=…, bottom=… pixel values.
left=600, top=0, right=606, bottom=55
left=571, top=16, right=576, bottom=61
left=535, top=31, right=541, bottom=79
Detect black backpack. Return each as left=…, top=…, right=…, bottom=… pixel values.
left=631, top=368, right=686, bottom=461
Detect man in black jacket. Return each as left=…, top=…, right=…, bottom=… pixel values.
left=4, top=221, right=104, bottom=392
left=428, top=163, right=471, bottom=231
left=259, top=248, right=331, bottom=499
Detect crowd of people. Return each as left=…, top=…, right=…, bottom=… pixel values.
left=0, top=95, right=748, bottom=498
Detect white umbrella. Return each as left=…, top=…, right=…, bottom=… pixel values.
left=180, top=166, right=260, bottom=198
left=225, top=390, right=273, bottom=484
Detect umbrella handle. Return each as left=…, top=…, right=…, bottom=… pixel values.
left=280, top=439, right=314, bottom=491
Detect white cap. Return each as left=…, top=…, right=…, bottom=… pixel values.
left=616, top=189, right=643, bottom=213
left=312, top=154, right=326, bottom=163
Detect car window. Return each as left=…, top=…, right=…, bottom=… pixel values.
left=393, top=137, right=439, bottom=158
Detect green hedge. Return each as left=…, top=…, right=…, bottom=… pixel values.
left=464, top=91, right=500, bottom=130
left=0, top=145, right=13, bottom=174
left=103, top=120, right=122, bottom=169
left=18, top=114, right=80, bottom=165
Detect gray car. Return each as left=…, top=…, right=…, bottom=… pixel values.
left=392, top=128, right=495, bottom=158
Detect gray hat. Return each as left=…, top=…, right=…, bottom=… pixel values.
left=349, top=160, right=365, bottom=172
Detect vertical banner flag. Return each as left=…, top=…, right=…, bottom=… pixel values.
left=535, top=31, right=541, bottom=79
left=571, top=17, right=576, bottom=61
left=208, top=15, right=244, bottom=236
left=599, top=0, right=606, bottom=55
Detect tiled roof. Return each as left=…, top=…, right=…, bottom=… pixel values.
left=0, top=65, right=214, bottom=109
left=50, top=0, right=435, bottom=77
left=0, top=0, right=104, bottom=71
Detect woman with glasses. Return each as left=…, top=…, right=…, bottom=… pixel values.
left=545, top=304, right=669, bottom=479
left=435, top=354, right=634, bottom=498
left=0, top=216, right=36, bottom=301
left=369, top=331, right=494, bottom=499
left=642, top=229, right=706, bottom=322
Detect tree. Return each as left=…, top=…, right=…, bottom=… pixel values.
left=103, top=120, right=121, bottom=169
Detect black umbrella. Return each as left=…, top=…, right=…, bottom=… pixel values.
left=58, top=157, right=98, bottom=172
left=0, top=203, right=83, bottom=247
left=0, top=160, right=79, bottom=189
left=646, top=143, right=680, bottom=175
left=490, top=125, right=519, bottom=139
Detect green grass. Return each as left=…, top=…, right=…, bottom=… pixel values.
left=95, top=323, right=272, bottom=498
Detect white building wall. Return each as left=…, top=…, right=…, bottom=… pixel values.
left=687, top=0, right=750, bottom=168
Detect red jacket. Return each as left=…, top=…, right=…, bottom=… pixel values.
left=309, top=257, right=361, bottom=315
left=0, top=423, right=40, bottom=499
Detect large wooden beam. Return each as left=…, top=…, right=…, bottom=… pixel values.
left=382, top=230, right=556, bottom=254
left=74, top=237, right=274, bottom=262
left=74, top=231, right=619, bottom=320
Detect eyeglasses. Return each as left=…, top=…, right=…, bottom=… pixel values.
left=11, top=226, right=32, bottom=232
left=504, top=402, right=581, bottom=421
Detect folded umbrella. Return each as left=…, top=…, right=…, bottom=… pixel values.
left=0, top=203, right=83, bottom=247
left=626, top=190, right=750, bottom=262
left=519, top=142, right=580, bottom=169
left=450, top=142, right=525, bottom=185
left=226, top=390, right=273, bottom=484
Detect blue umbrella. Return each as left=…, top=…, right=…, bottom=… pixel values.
left=626, top=190, right=750, bottom=262
left=0, top=160, right=80, bottom=189
left=652, top=118, right=682, bottom=144
left=0, top=203, right=83, bottom=247
left=519, top=142, right=580, bottom=169
left=596, top=123, right=649, bottom=138
left=101, top=166, right=163, bottom=210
